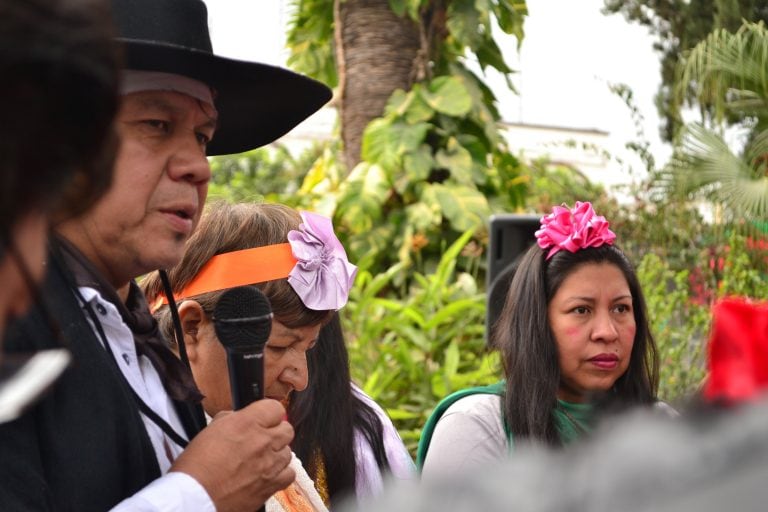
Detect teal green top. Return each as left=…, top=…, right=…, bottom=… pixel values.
left=553, top=399, right=594, bottom=444
left=416, top=381, right=594, bottom=469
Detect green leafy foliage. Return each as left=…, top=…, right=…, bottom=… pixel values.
left=207, top=143, right=326, bottom=206
left=637, top=229, right=768, bottom=402
left=659, top=22, right=768, bottom=235
left=637, top=253, right=709, bottom=402
left=285, top=0, right=530, bottom=281
left=286, top=0, right=336, bottom=87
left=331, top=68, right=529, bottom=279
left=340, top=230, right=500, bottom=453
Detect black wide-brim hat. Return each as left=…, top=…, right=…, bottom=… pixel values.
left=111, top=0, right=332, bottom=156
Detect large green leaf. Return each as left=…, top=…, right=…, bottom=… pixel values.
left=447, top=0, right=482, bottom=50
left=420, top=76, right=472, bottom=117
left=404, top=94, right=436, bottom=124
left=451, top=65, right=504, bottom=143
left=475, top=37, right=514, bottom=74
left=383, top=89, right=410, bottom=117
left=402, top=144, right=436, bottom=183
left=435, top=137, right=475, bottom=185
left=336, top=163, right=391, bottom=231
left=361, top=119, right=399, bottom=171
left=362, top=119, right=431, bottom=171
left=405, top=202, right=441, bottom=232
left=385, top=87, right=435, bottom=123
left=427, top=183, right=489, bottom=232
left=350, top=162, right=390, bottom=204
left=494, top=0, right=527, bottom=46
left=285, top=0, right=337, bottom=86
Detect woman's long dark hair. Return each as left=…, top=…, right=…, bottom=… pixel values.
left=289, top=313, right=390, bottom=506
left=492, top=243, right=659, bottom=446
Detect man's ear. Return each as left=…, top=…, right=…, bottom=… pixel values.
left=177, top=300, right=205, bottom=362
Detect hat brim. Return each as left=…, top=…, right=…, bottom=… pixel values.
left=120, top=39, right=333, bottom=156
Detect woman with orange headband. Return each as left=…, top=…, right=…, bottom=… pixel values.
left=142, top=201, right=413, bottom=510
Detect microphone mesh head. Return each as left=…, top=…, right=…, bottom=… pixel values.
left=213, top=286, right=272, bottom=350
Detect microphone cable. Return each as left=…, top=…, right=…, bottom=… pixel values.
left=158, top=269, right=206, bottom=431
left=49, top=243, right=194, bottom=450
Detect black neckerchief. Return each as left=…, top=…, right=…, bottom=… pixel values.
left=55, top=236, right=203, bottom=403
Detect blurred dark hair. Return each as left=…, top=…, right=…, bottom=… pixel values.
left=492, top=243, right=659, bottom=446
left=289, top=313, right=390, bottom=507
left=487, top=259, right=520, bottom=350
left=0, top=0, right=120, bottom=246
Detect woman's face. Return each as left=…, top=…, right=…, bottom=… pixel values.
left=190, top=313, right=319, bottom=416
left=547, top=262, right=636, bottom=403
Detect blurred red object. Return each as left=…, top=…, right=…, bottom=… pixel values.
left=704, top=297, right=768, bottom=403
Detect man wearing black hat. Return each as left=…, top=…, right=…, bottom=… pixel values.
left=0, top=0, right=332, bottom=510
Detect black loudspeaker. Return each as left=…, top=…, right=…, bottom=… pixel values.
left=485, top=214, right=540, bottom=346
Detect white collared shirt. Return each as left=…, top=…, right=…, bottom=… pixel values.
left=78, top=286, right=214, bottom=512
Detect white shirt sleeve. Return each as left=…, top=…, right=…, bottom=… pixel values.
left=109, top=472, right=215, bottom=512
left=420, top=393, right=508, bottom=482
left=351, top=384, right=416, bottom=499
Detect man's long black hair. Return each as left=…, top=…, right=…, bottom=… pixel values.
left=288, top=313, right=390, bottom=506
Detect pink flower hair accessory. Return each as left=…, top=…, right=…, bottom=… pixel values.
left=287, top=211, right=358, bottom=310
left=535, top=201, right=616, bottom=260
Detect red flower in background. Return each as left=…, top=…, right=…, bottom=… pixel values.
left=704, top=297, right=768, bottom=403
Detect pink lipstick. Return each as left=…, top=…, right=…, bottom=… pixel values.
left=588, top=353, right=619, bottom=370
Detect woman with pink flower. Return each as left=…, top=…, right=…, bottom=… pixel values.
left=418, top=202, right=661, bottom=479
left=142, top=202, right=413, bottom=510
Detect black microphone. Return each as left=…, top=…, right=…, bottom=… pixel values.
left=213, top=286, right=273, bottom=411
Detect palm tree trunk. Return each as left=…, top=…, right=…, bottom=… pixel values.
left=335, top=0, right=421, bottom=171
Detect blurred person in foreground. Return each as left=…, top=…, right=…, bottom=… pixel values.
left=0, top=0, right=119, bottom=425
left=0, top=0, right=118, bottom=346
left=143, top=202, right=414, bottom=510
left=0, top=0, right=332, bottom=510
left=419, top=202, right=665, bottom=478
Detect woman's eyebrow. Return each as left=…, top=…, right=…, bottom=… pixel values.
left=562, top=296, right=596, bottom=304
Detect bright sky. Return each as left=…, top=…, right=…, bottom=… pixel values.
left=203, top=0, right=670, bottom=185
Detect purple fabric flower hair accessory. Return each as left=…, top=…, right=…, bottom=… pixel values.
left=287, top=211, right=358, bottom=310
left=535, top=201, right=616, bottom=260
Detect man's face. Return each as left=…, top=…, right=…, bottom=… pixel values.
left=73, top=90, right=217, bottom=285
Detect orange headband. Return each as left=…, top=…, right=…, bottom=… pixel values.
left=153, top=243, right=297, bottom=311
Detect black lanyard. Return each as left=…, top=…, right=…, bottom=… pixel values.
left=73, top=283, right=190, bottom=450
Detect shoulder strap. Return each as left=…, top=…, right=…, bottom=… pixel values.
left=416, top=381, right=508, bottom=469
